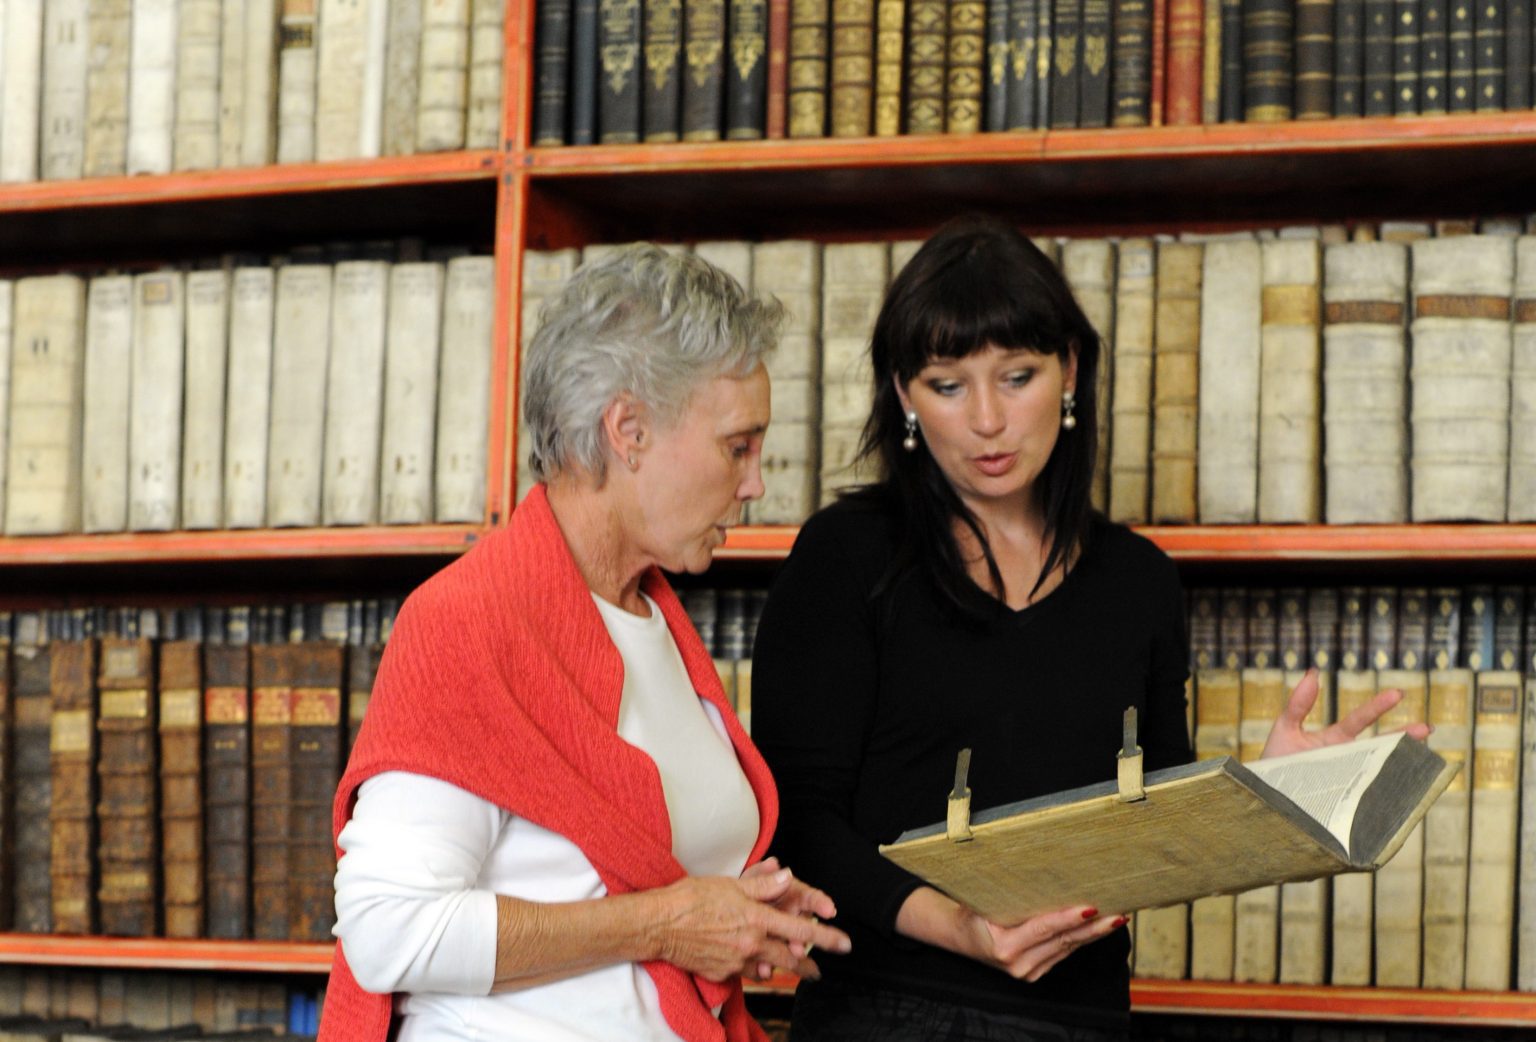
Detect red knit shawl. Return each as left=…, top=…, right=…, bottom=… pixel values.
left=317, top=485, right=777, bottom=1042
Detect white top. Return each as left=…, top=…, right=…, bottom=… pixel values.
left=334, top=592, right=760, bottom=1042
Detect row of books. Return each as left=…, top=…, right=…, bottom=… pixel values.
left=681, top=586, right=767, bottom=729
left=524, top=216, right=1536, bottom=526
left=0, top=0, right=503, bottom=184
left=0, top=600, right=398, bottom=944
left=530, top=0, right=1536, bottom=144
left=0, top=247, right=496, bottom=537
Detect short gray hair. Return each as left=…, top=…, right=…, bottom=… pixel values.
left=523, top=243, right=784, bottom=482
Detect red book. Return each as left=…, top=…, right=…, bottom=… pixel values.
left=766, top=0, right=792, bottom=136
left=1150, top=0, right=1169, bottom=123
left=1164, top=0, right=1204, bottom=122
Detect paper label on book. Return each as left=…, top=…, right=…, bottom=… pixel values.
left=291, top=687, right=341, bottom=724
left=206, top=686, right=251, bottom=723
left=159, top=689, right=201, bottom=728
left=51, top=710, right=93, bottom=754
left=1478, top=685, right=1521, bottom=719
left=101, top=643, right=145, bottom=679
left=1474, top=749, right=1518, bottom=790
left=253, top=686, right=293, bottom=723
left=100, top=689, right=150, bottom=719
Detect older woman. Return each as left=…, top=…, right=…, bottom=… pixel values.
left=319, top=244, right=849, bottom=1042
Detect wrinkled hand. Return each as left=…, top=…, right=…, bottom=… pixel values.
left=738, top=857, right=841, bottom=980
left=651, top=869, right=851, bottom=984
left=1261, top=667, right=1433, bottom=760
left=965, top=905, right=1126, bottom=982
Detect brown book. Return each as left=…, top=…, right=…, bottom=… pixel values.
left=159, top=640, right=203, bottom=939
left=96, top=638, right=159, bottom=938
left=250, top=643, right=293, bottom=940
left=347, top=643, right=383, bottom=751
left=1165, top=0, right=1205, bottom=123
left=905, top=0, right=948, bottom=132
left=1150, top=0, right=1168, bottom=121
left=50, top=639, right=99, bottom=935
left=947, top=0, right=986, bottom=130
left=12, top=620, right=51, bottom=933
left=830, top=0, right=876, bottom=134
left=767, top=0, right=792, bottom=135
left=289, top=644, right=347, bottom=941
left=204, top=642, right=252, bottom=940
left=788, top=0, right=830, bottom=135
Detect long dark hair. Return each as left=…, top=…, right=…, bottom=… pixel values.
left=854, top=215, right=1101, bottom=619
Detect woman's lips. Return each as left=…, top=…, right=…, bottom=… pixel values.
left=972, top=452, right=1016, bottom=477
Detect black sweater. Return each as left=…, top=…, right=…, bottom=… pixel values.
left=752, top=494, right=1192, bottom=1028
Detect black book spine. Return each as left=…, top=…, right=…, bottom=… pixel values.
left=1367, top=587, right=1398, bottom=671
left=987, top=0, right=1013, bottom=128
left=1295, top=0, right=1336, bottom=116
left=598, top=0, right=643, bottom=143
left=1242, top=0, right=1294, bottom=119
left=1338, top=587, right=1368, bottom=671
left=1109, top=0, right=1152, bottom=123
left=1392, top=0, right=1421, bottom=109
left=1474, top=0, right=1505, bottom=108
left=1362, top=0, right=1394, bottom=113
left=1079, top=0, right=1113, bottom=124
left=1461, top=586, right=1495, bottom=670
left=684, top=0, right=729, bottom=138
left=1220, top=0, right=1245, bottom=118
left=571, top=0, right=601, bottom=142
left=726, top=0, right=771, bottom=136
left=1008, top=0, right=1043, bottom=126
left=1036, top=0, right=1054, bottom=125
left=1447, top=0, right=1475, bottom=108
left=1334, top=0, right=1366, bottom=112
left=643, top=0, right=684, bottom=141
left=1050, top=0, right=1084, bottom=125
left=1419, top=0, right=1449, bottom=110
left=1396, top=587, right=1429, bottom=670
left=534, top=0, right=575, bottom=144
left=1506, top=0, right=1531, bottom=105
left=1247, top=589, right=1279, bottom=668
left=1494, top=587, right=1525, bottom=671
left=1428, top=587, right=1463, bottom=669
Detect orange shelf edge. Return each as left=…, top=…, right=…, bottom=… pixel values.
left=0, top=524, right=484, bottom=566
left=0, top=936, right=332, bottom=974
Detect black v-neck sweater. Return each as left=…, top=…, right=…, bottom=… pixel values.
left=753, top=494, right=1192, bottom=1029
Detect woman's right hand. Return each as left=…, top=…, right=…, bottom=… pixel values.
left=648, top=869, right=852, bottom=983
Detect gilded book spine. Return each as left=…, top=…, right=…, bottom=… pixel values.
left=321, top=260, right=391, bottom=526
left=288, top=645, right=346, bottom=940
left=276, top=0, right=320, bottom=162
left=84, top=0, right=132, bottom=178
left=1150, top=241, right=1201, bottom=524
left=251, top=645, right=293, bottom=940
left=643, top=0, right=683, bottom=140
left=683, top=0, right=727, bottom=138
left=871, top=0, right=903, bottom=133
left=829, top=0, right=874, bottom=135
left=903, top=0, right=946, bottom=133
left=788, top=0, right=829, bottom=136
left=947, top=0, right=986, bottom=131
left=50, top=639, right=99, bottom=935
left=159, top=641, right=204, bottom=939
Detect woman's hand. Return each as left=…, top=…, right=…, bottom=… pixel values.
left=738, top=857, right=841, bottom=980
left=649, top=868, right=851, bottom=983
left=1261, top=667, right=1433, bottom=759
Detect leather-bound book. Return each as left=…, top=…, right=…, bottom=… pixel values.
left=1420, top=0, right=1449, bottom=110
left=534, top=0, right=574, bottom=144
left=1461, top=586, right=1496, bottom=672
left=768, top=0, right=792, bottom=135
left=1219, top=0, right=1243, bottom=119
left=1361, top=0, right=1393, bottom=112
left=1334, top=0, right=1365, bottom=112
left=1506, top=0, right=1530, bottom=106
left=159, top=641, right=203, bottom=939
left=871, top=0, right=903, bottom=132
left=642, top=0, right=682, bottom=141
left=347, top=641, right=383, bottom=753
left=1163, top=0, right=1203, bottom=123
left=1110, top=0, right=1152, bottom=124
left=49, top=639, right=99, bottom=935
left=1393, top=0, right=1420, bottom=111
left=204, top=639, right=252, bottom=940
left=1294, top=0, right=1335, bottom=116
left=250, top=643, right=292, bottom=940
left=1465, top=672, right=1523, bottom=989
left=1039, top=0, right=1056, bottom=125
left=1472, top=0, right=1503, bottom=109
left=1398, top=587, right=1432, bottom=671
left=1367, top=587, right=1398, bottom=672
left=683, top=0, right=727, bottom=138
left=788, top=0, right=830, bottom=136
left=1423, top=667, right=1475, bottom=989
left=726, top=0, right=770, bottom=136
left=1048, top=0, right=1083, bottom=126
left=289, top=644, right=346, bottom=941
left=1150, top=241, right=1202, bottom=524
left=1078, top=0, right=1112, bottom=124
left=12, top=616, right=51, bottom=933
left=948, top=0, right=986, bottom=130
left=1372, top=668, right=1428, bottom=986
left=1242, top=0, right=1294, bottom=119
left=570, top=0, right=600, bottom=142
left=830, top=0, right=875, bottom=134
left=96, top=638, right=157, bottom=936
left=1447, top=0, right=1474, bottom=108
left=986, top=0, right=1011, bottom=128
left=597, top=0, right=642, bottom=142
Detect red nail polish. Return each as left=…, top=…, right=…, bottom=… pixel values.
left=1112, top=916, right=1129, bottom=929
left=1081, top=907, right=1098, bottom=920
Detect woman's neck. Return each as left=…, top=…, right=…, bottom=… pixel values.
left=544, top=477, right=653, bottom=615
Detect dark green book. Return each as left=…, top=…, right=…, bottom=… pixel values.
left=1334, top=0, right=1366, bottom=113
left=534, top=0, right=575, bottom=144
left=725, top=0, right=770, bottom=137
left=1109, top=0, right=1153, bottom=123
left=1362, top=0, right=1394, bottom=113
left=1050, top=0, right=1083, bottom=126
left=642, top=0, right=683, bottom=140
left=1242, top=0, right=1295, bottom=119
left=1079, top=0, right=1113, bottom=124
left=1392, top=0, right=1420, bottom=111
left=1447, top=0, right=1475, bottom=109
left=1221, top=0, right=1246, bottom=118
left=683, top=0, right=728, bottom=139
left=1008, top=0, right=1044, bottom=126
left=1419, top=0, right=1450, bottom=110
left=571, top=0, right=601, bottom=141
left=1295, top=0, right=1336, bottom=117
left=1473, top=0, right=1504, bottom=108
left=597, top=0, right=643, bottom=142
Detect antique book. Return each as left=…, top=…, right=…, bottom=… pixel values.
left=883, top=730, right=1454, bottom=930
left=786, top=0, right=828, bottom=136
left=384, top=0, right=426, bottom=152
left=1196, top=237, right=1261, bottom=523
left=379, top=262, right=446, bottom=524
left=204, top=640, right=252, bottom=940
left=239, top=0, right=282, bottom=165
left=1322, top=240, right=1409, bottom=523
left=1409, top=235, right=1514, bottom=521
left=1164, top=0, right=1202, bottom=123
left=1216, top=0, right=1242, bottom=118
left=1257, top=239, right=1322, bottom=523
left=569, top=0, right=600, bottom=142
left=1294, top=0, right=1334, bottom=117
left=347, top=635, right=384, bottom=751
left=749, top=240, right=821, bottom=523
left=276, top=0, right=320, bottom=162
left=1367, top=586, right=1398, bottom=670
left=1472, top=0, right=1504, bottom=108
left=1218, top=588, right=1248, bottom=669
left=1189, top=667, right=1240, bottom=981
left=818, top=242, right=887, bottom=503
left=1420, top=0, right=1449, bottom=111
left=1371, top=668, right=1427, bottom=986
left=173, top=0, right=222, bottom=170
left=1464, top=670, right=1523, bottom=990
left=1006, top=0, right=1042, bottom=128
left=684, top=0, right=728, bottom=139
left=0, top=0, right=43, bottom=183
left=1334, top=0, right=1366, bottom=113
left=1276, top=663, right=1330, bottom=986
left=5, top=275, right=88, bottom=536
left=1508, top=0, right=1531, bottom=106
left=41, top=0, right=88, bottom=180
left=224, top=265, right=277, bottom=529
left=903, top=0, right=944, bottom=133
left=1447, top=0, right=1473, bottom=109
left=50, top=639, right=98, bottom=935
left=1233, top=667, right=1285, bottom=983
left=1461, top=585, right=1496, bottom=670
left=322, top=260, right=391, bottom=526
left=1078, top=0, right=1111, bottom=124
left=1398, top=587, right=1431, bottom=670
left=465, top=0, right=503, bottom=148
left=1429, top=586, right=1462, bottom=670
left=1509, top=237, right=1536, bottom=520
left=1242, top=0, right=1293, bottom=119
left=80, top=275, right=134, bottom=534
left=158, top=640, right=203, bottom=939
left=435, top=255, right=496, bottom=523
left=1039, top=0, right=1055, bottom=125
left=829, top=0, right=874, bottom=135
left=316, top=0, right=389, bottom=161
left=218, top=0, right=250, bottom=166
left=0, top=286, right=14, bottom=520
left=266, top=264, right=334, bottom=528
left=288, top=644, right=346, bottom=941
left=1520, top=667, right=1536, bottom=988
left=1110, top=0, right=1151, bottom=123
left=84, top=0, right=132, bottom=177
left=1327, top=670, right=1377, bottom=985
left=1150, top=241, right=1201, bottom=524
left=181, top=269, right=231, bottom=531
left=515, top=248, right=580, bottom=505
left=125, top=0, right=176, bottom=174
left=1362, top=0, right=1393, bottom=113
left=947, top=0, right=985, bottom=131
left=1200, top=0, right=1221, bottom=123
left=1059, top=239, right=1115, bottom=511
left=12, top=623, right=53, bottom=933
left=642, top=0, right=682, bottom=140
left=1048, top=0, right=1083, bottom=127
left=1392, top=0, right=1420, bottom=112
left=869, top=0, right=901, bottom=133
left=766, top=0, right=791, bottom=136
left=128, top=272, right=186, bottom=532
left=595, top=0, right=640, bottom=142
left=982, top=0, right=1009, bottom=129
left=1108, top=237, right=1154, bottom=524
left=95, top=638, right=156, bottom=936
left=1422, top=667, right=1474, bottom=989
left=250, top=643, right=293, bottom=940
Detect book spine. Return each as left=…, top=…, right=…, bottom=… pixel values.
left=1420, top=0, right=1449, bottom=110
left=1367, top=587, right=1398, bottom=671
left=12, top=640, right=53, bottom=932
left=315, top=0, right=373, bottom=161
left=224, top=267, right=277, bottom=529
left=418, top=0, right=471, bottom=149
left=1196, top=238, right=1261, bottom=524
left=683, top=0, right=728, bottom=139
left=1334, top=0, right=1365, bottom=112
left=1219, top=0, right=1244, bottom=117
left=379, top=262, right=446, bottom=525
left=251, top=644, right=293, bottom=940
left=1164, top=0, right=1203, bottom=123
left=948, top=0, right=986, bottom=130
left=321, top=260, right=391, bottom=526
left=1110, top=0, right=1152, bottom=123
left=1150, top=241, right=1201, bottom=524
left=1361, top=0, right=1394, bottom=112
left=159, top=641, right=204, bottom=938
left=434, top=255, right=495, bottom=523
left=174, top=0, right=224, bottom=170
left=1507, top=0, right=1531, bottom=106
left=1276, top=638, right=1329, bottom=985
left=818, top=243, right=888, bottom=504
left=1465, top=671, right=1523, bottom=989
left=597, top=0, right=642, bottom=142
left=41, top=0, right=89, bottom=181
left=1372, top=668, right=1428, bottom=986
left=125, top=0, right=176, bottom=175
left=382, top=0, right=425, bottom=153
left=1521, top=668, right=1536, bottom=988
left=1494, top=587, right=1525, bottom=670
left=766, top=0, right=791, bottom=135
left=181, top=270, right=231, bottom=531
left=50, top=639, right=99, bottom=935
left=0, top=642, right=11, bottom=933
left=220, top=0, right=249, bottom=166
left=0, top=0, right=45, bottom=183
left=788, top=0, right=829, bottom=136
left=1048, top=0, right=1083, bottom=126
left=96, top=637, right=158, bottom=937
left=1429, top=586, right=1462, bottom=670
left=1108, top=238, right=1155, bottom=523
left=1295, top=0, right=1335, bottom=116
left=5, top=276, right=88, bottom=537
left=869, top=0, right=901, bottom=132
left=276, top=0, right=320, bottom=162
left=1462, top=586, right=1496, bottom=670
left=84, top=0, right=133, bottom=178
left=1397, top=587, right=1431, bottom=670
left=239, top=0, right=282, bottom=166
left=1424, top=667, right=1475, bottom=989
left=1241, top=0, right=1293, bottom=119
left=80, top=275, right=134, bottom=535
left=204, top=643, right=252, bottom=939
left=570, top=0, right=600, bottom=142
left=750, top=240, right=822, bottom=524
left=986, top=0, right=1013, bottom=128
left=266, top=264, right=333, bottom=528
left=1233, top=667, right=1284, bottom=983
left=1391, top=0, right=1421, bottom=112
left=465, top=0, right=504, bottom=148
left=127, top=272, right=186, bottom=533
left=1257, top=239, right=1323, bottom=523
left=1060, top=239, right=1116, bottom=513
left=1473, top=0, right=1504, bottom=108
left=1040, top=0, right=1057, bottom=125
left=725, top=0, right=770, bottom=136
left=1447, top=0, right=1474, bottom=108
left=1079, top=0, right=1112, bottom=125
left=1513, top=238, right=1536, bottom=520
left=1201, top=0, right=1222, bottom=120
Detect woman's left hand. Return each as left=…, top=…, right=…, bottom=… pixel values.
left=1260, top=667, right=1433, bottom=759
left=739, top=857, right=838, bottom=980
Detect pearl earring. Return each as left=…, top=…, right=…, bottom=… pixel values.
left=1061, top=392, right=1077, bottom=431
left=902, top=411, right=919, bottom=452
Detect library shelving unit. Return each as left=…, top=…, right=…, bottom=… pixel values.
left=7, top=0, right=1536, bottom=1033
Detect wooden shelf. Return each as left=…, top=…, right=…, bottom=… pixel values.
left=0, top=525, right=483, bottom=567
left=1130, top=979, right=1536, bottom=1027
left=0, top=936, right=332, bottom=974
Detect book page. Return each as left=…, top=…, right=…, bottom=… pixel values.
left=1247, top=733, right=1400, bottom=850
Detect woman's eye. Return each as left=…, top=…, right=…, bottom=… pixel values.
left=1006, top=370, right=1034, bottom=387
left=927, top=380, right=962, bottom=396
left=730, top=441, right=751, bottom=459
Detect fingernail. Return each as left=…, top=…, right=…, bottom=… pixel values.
left=1112, top=916, right=1129, bottom=928
left=1081, top=907, right=1098, bottom=920
left=777, top=869, right=791, bottom=883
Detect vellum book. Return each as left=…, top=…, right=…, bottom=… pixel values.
left=880, top=730, right=1456, bottom=926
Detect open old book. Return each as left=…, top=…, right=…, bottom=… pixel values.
left=879, top=729, right=1457, bottom=926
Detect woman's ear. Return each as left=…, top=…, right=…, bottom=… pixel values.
left=893, top=374, right=913, bottom=415
left=600, top=393, right=647, bottom=468
left=1064, top=342, right=1081, bottom=398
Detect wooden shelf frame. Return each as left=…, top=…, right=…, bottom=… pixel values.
left=0, top=936, right=332, bottom=974
left=0, top=525, right=483, bottom=567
